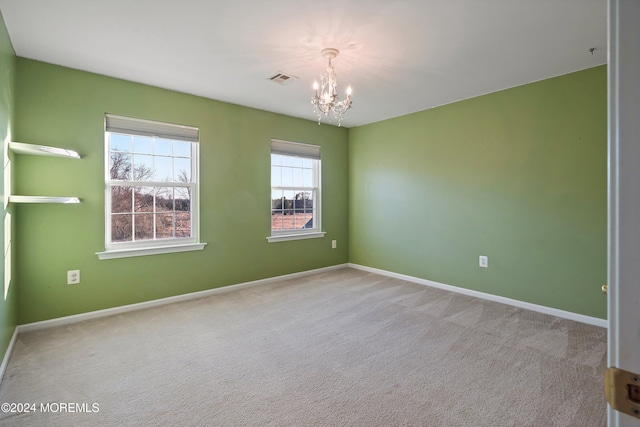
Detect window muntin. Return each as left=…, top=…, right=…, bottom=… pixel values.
left=105, top=115, right=199, bottom=250
left=270, top=140, right=320, bottom=236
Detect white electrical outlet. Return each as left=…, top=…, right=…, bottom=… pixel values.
left=67, top=270, right=80, bottom=285
left=479, top=256, right=488, bottom=268
left=332, top=240, right=337, bottom=249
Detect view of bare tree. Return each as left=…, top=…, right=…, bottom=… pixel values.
left=109, top=152, right=192, bottom=243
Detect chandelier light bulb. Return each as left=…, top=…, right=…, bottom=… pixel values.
left=313, top=80, right=319, bottom=91
left=346, top=86, right=352, bottom=96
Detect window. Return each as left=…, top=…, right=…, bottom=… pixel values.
left=268, top=139, right=325, bottom=242
left=97, top=114, right=205, bottom=259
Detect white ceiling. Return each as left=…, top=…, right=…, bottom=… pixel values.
left=0, top=0, right=606, bottom=128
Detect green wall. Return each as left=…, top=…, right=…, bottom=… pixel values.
left=0, top=10, right=16, bottom=358
left=9, top=55, right=608, bottom=325
left=349, top=66, right=607, bottom=319
left=14, top=59, right=349, bottom=324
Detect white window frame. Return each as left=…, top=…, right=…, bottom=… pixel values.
left=267, top=139, right=325, bottom=243
left=97, top=114, right=206, bottom=260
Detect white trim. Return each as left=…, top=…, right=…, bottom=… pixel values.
left=17, top=264, right=349, bottom=333
left=0, top=327, right=18, bottom=384
left=104, top=119, right=201, bottom=251
left=349, top=263, right=608, bottom=328
left=270, top=142, right=322, bottom=238
left=267, top=232, right=326, bottom=243
left=96, top=242, right=206, bottom=260
left=608, top=1, right=640, bottom=425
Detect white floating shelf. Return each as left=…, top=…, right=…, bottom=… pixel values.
left=8, top=196, right=81, bottom=204
left=9, top=141, right=81, bottom=159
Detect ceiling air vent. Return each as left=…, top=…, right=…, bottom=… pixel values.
left=268, top=72, right=297, bottom=85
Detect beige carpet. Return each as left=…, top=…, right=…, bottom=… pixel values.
left=0, top=268, right=607, bottom=426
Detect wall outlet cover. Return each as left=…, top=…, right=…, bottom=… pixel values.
left=479, top=256, right=488, bottom=268
left=67, top=270, right=80, bottom=285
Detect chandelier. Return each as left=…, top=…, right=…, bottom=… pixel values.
left=311, top=48, right=353, bottom=126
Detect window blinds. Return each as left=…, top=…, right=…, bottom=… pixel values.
left=105, top=114, right=199, bottom=143
left=271, top=139, right=320, bottom=159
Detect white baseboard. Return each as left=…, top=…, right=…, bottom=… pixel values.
left=18, top=263, right=349, bottom=333
left=349, top=263, right=608, bottom=328
left=0, top=327, right=18, bottom=383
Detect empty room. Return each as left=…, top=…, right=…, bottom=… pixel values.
left=0, top=0, right=638, bottom=426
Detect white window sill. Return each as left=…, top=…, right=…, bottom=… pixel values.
left=97, top=243, right=207, bottom=260
left=266, top=232, right=326, bottom=243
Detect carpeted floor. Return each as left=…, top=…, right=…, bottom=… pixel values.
left=0, top=268, right=607, bottom=426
